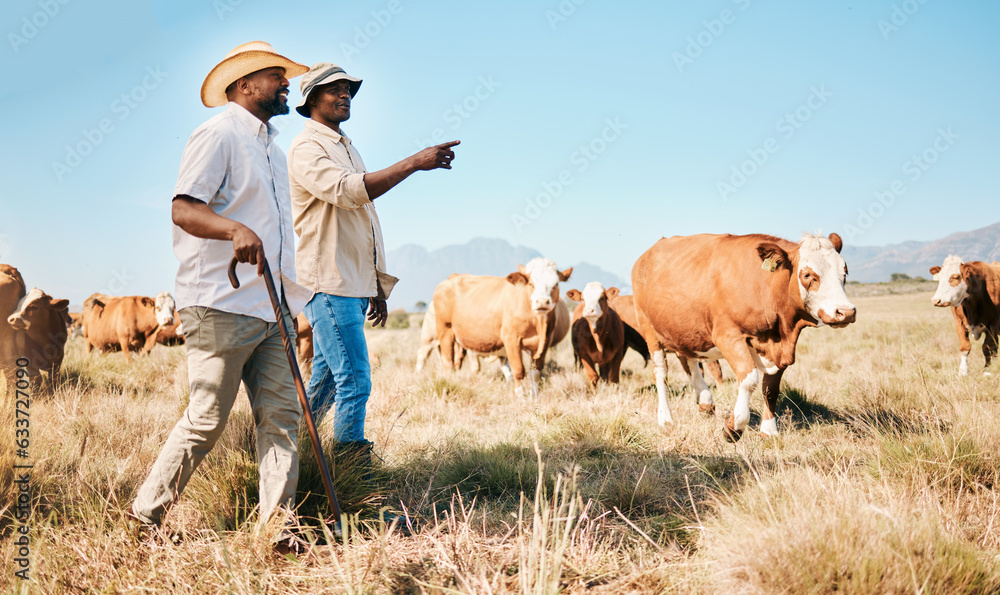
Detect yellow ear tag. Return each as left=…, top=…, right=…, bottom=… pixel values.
left=761, top=257, right=778, bottom=272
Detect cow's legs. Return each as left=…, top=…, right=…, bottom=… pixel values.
left=502, top=335, right=527, bottom=397
left=438, top=327, right=456, bottom=372
left=607, top=354, right=623, bottom=384
left=687, top=360, right=715, bottom=416
left=716, top=338, right=758, bottom=442
left=499, top=357, right=513, bottom=382
left=653, top=350, right=673, bottom=425
left=453, top=346, right=467, bottom=370
left=959, top=351, right=970, bottom=376
left=759, top=367, right=786, bottom=437
left=468, top=353, right=481, bottom=373
left=119, top=334, right=133, bottom=363
left=528, top=350, right=542, bottom=398
left=706, top=360, right=724, bottom=385
left=142, top=330, right=159, bottom=355
left=414, top=340, right=437, bottom=372
left=982, top=327, right=998, bottom=375
left=953, top=311, right=972, bottom=376
left=582, top=353, right=599, bottom=386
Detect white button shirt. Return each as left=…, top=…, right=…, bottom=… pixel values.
left=172, top=102, right=312, bottom=321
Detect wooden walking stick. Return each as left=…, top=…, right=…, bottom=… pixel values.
left=228, top=257, right=343, bottom=533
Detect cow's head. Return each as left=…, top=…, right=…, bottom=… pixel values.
left=788, top=233, right=856, bottom=328
left=567, top=282, right=619, bottom=331
left=930, top=256, right=968, bottom=307
left=154, top=291, right=176, bottom=326
left=8, top=288, right=70, bottom=332
left=0, top=264, right=26, bottom=319
left=507, top=258, right=572, bottom=314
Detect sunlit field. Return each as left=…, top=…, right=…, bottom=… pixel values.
left=3, top=287, right=1000, bottom=594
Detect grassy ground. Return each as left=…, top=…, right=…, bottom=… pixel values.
left=2, top=289, right=1000, bottom=593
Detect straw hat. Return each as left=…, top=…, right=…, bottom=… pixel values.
left=296, top=62, right=362, bottom=117
left=200, top=41, right=309, bottom=108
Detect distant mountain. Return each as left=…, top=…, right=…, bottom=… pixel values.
left=843, top=222, right=1000, bottom=282
left=384, top=238, right=627, bottom=311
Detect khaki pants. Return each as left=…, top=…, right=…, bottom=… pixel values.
left=132, top=306, right=301, bottom=526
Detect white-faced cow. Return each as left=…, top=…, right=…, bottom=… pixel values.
left=83, top=292, right=176, bottom=361
left=433, top=258, right=572, bottom=398
left=417, top=291, right=570, bottom=375
left=929, top=256, right=1000, bottom=376
left=633, top=233, right=856, bottom=441
left=7, top=287, right=71, bottom=387
left=568, top=282, right=625, bottom=385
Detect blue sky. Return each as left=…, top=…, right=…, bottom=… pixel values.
left=2, top=0, right=998, bottom=304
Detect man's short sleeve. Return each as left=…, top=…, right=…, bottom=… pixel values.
left=173, top=126, right=230, bottom=203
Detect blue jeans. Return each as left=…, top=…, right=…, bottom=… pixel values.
left=303, top=293, right=371, bottom=442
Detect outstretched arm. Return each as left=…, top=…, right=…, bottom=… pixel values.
left=363, top=140, right=460, bottom=200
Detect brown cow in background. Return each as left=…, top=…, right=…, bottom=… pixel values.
left=7, top=287, right=71, bottom=387
left=929, top=256, right=1000, bottom=376
left=433, top=258, right=572, bottom=398
left=83, top=292, right=175, bottom=362
left=568, top=283, right=625, bottom=385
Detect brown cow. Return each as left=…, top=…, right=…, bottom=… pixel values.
left=433, top=258, right=572, bottom=398
left=293, top=311, right=313, bottom=373
left=83, top=292, right=176, bottom=361
left=633, top=233, right=856, bottom=441
left=416, top=292, right=571, bottom=375
left=0, top=264, right=28, bottom=385
left=7, top=287, right=71, bottom=387
left=929, top=256, right=1000, bottom=376
left=67, top=312, right=85, bottom=338
left=567, top=283, right=625, bottom=385
left=156, top=312, right=186, bottom=346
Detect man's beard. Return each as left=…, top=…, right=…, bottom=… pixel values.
left=258, top=91, right=289, bottom=116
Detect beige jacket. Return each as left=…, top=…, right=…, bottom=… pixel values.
left=288, top=120, right=386, bottom=298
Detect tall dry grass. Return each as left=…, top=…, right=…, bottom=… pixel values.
left=1, top=290, right=999, bottom=593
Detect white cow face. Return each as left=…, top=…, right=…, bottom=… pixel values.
left=512, top=258, right=573, bottom=314
left=154, top=291, right=176, bottom=326
left=796, top=233, right=856, bottom=328
left=929, top=256, right=968, bottom=307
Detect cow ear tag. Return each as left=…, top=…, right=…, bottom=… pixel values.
left=761, top=257, right=778, bottom=272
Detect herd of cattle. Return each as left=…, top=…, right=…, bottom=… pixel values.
left=2, top=231, right=998, bottom=441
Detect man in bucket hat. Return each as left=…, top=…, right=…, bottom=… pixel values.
left=288, top=62, right=458, bottom=460
left=130, top=41, right=312, bottom=550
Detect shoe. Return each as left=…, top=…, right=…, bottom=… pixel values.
left=126, top=505, right=182, bottom=545
left=273, top=531, right=308, bottom=556
left=333, top=439, right=378, bottom=482
left=126, top=505, right=159, bottom=539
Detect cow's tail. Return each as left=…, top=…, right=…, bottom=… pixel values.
left=623, top=322, right=650, bottom=366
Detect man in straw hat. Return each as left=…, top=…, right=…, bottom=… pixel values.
left=130, top=41, right=312, bottom=548
left=288, top=62, right=459, bottom=462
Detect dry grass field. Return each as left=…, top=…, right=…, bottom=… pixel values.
left=3, top=287, right=1000, bottom=594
